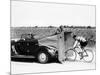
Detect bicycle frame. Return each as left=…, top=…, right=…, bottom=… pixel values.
left=74, top=46, right=88, bottom=60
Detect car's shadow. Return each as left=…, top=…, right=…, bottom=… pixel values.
left=11, top=57, right=61, bottom=64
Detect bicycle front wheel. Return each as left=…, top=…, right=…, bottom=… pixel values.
left=65, top=49, right=77, bottom=61
left=83, top=49, right=94, bottom=63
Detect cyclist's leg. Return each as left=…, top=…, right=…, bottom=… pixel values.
left=78, top=46, right=84, bottom=60
left=80, top=46, right=89, bottom=60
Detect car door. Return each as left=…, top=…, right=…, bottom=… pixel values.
left=27, top=39, right=39, bottom=55
left=16, top=40, right=27, bottom=55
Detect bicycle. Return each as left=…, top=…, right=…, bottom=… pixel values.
left=65, top=46, right=94, bottom=63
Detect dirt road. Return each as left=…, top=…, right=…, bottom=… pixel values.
left=11, top=47, right=96, bottom=75
left=11, top=56, right=95, bottom=75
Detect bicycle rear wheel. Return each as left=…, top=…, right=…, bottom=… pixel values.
left=83, top=49, right=94, bottom=63
left=65, top=49, right=77, bottom=61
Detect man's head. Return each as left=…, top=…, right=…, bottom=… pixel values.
left=59, top=26, right=64, bottom=32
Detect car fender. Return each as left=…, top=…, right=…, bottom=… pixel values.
left=38, top=45, right=57, bottom=57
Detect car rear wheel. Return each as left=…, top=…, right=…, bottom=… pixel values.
left=37, top=51, right=50, bottom=64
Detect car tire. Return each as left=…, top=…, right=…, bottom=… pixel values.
left=37, top=51, right=50, bottom=64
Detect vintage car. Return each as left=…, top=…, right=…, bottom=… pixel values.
left=11, top=34, right=58, bottom=64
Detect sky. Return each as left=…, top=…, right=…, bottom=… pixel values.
left=11, top=0, right=96, bottom=27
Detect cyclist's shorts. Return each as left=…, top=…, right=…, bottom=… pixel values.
left=80, top=41, right=88, bottom=47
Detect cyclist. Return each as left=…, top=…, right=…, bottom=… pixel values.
left=73, top=35, right=88, bottom=59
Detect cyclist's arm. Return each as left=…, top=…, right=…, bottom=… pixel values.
left=73, top=40, right=78, bottom=48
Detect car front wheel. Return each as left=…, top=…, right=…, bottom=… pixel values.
left=37, top=51, right=50, bottom=64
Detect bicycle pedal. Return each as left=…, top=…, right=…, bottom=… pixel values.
left=80, top=57, right=83, bottom=60
left=78, top=52, right=80, bottom=54
left=78, top=52, right=82, bottom=54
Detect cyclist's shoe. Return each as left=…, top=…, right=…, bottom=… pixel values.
left=80, top=56, right=83, bottom=60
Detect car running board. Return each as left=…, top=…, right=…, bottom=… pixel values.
left=11, top=55, right=35, bottom=58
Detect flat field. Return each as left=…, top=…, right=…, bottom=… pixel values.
left=11, top=27, right=96, bottom=47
